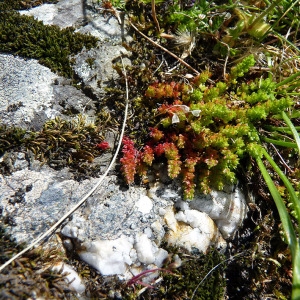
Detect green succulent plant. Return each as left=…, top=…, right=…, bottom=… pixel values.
left=120, top=55, right=294, bottom=198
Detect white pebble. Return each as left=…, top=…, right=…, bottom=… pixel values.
left=52, top=263, right=85, bottom=294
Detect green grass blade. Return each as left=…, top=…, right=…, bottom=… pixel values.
left=276, top=71, right=300, bottom=88
left=255, top=154, right=297, bottom=251
left=292, top=244, right=300, bottom=300
left=264, top=125, right=300, bottom=133
left=261, top=137, right=297, bottom=148
left=281, top=111, right=300, bottom=154
left=261, top=148, right=300, bottom=233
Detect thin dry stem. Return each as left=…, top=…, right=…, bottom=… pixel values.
left=151, top=0, right=160, bottom=33
left=270, top=143, right=293, bottom=173
left=219, top=41, right=230, bottom=80
left=130, top=21, right=200, bottom=75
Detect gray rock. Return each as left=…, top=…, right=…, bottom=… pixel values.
left=0, top=54, right=96, bottom=130
left=0, top=152, right=171, bottom=244
left=73, top=46, right=131, bottom=97
left=20, top=0, right=85, bottom=29
left=0, top=54, right=57, bottom=130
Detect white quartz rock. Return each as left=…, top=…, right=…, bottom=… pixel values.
left=61, top=225, right=80, bottom=239
left=189, top=188, right=248, bottom=238
left=176, top=209, right=213, bottom=229
left=78, top=235, right=134, bottom=276
left=52, top=263, right=85, bottom=294
left=164, top=207, right=226, bottom=253
left=135, top=233, right=168, bottom=266
left=150, top=220, right=165, bottom=243
left=135, top=233, right=156, bottom=264
left=155, top=248, right=169, bottom=267
left=135, top=194, right=153, bottom=214
left=78, top=233, right=169, bottom=279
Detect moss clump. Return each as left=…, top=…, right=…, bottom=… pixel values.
left=26, top=116, right=99, bottom=162
left=122, top=247, right=226, bottom=300
left=0, top=116, right=111, bottom=178
left=0, top=3, right=98, bottom=78
left=158, top=249, right=226, bottom=300
left=0, top=225, right=75, bottom=299
left=0, top=125, right=29, bottom=155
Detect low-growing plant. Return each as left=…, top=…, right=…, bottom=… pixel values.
left=249, top=110, right=300, bottom=299
left=0, top=116, right=110, bottom=177
left=120, top=54, right=294, bottom=198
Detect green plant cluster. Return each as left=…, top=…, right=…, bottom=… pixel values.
left=0, top=2, right=98, bottom=78
left=120, top=55, right=294, bottom=198
left=0, top=116, right=110, bottom=176
left=165, top=0, right=227, bottom=34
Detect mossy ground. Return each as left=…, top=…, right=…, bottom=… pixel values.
left=0, top=225, right=77, bottom=299
left=0, top=0, right=98, bottom=78
left=0, top=0, right=298, bottom=299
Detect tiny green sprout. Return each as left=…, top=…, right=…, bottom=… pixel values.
left=229, top=54, right=256, bottom=83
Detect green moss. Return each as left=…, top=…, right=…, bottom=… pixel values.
left=0, top=116, right=112, bottom=178
left=0, top=125, right=30, bottom=155
left=123, top=247, right=226, bottom=300
left=161, top=249, right=226, bottom=300
left=0, top=3, right=98, bottom=78
left=0, top=224, right=75, bottom=299
left=85, top=57, right=96, bottom=69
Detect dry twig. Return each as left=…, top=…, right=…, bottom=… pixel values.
left=130, top=21, right=200, bottom=75
left=151, top=0, right=160, bottom=33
